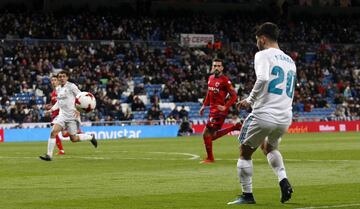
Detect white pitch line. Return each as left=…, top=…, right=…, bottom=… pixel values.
left=104, top=151, right=200, bottom=160
left=2, top=155, right=358, bottom=162
left=295, top=203, right=360, bottom=209
left=0, top=152, right=201, bottom=161
left=213, top=158, right=360, bottom=163
left=148, top=152, right=200, bottom=160
left=0, top=156, right=35, bottom=159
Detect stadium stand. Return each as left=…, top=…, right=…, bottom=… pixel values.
left=0, top=12, right=359, bottom=125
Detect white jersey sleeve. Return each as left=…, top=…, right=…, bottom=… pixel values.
left=254, top=52, right=270, bottom=81
left=69, top=82, right=81, bottom=97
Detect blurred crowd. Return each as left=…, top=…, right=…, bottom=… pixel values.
left=1, top=12, right=360, bottom=44
left=0, top=12, right=359, bottom=124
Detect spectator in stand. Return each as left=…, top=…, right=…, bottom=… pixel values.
left=131, top=96, right=146, bottom=111
left=124, top=108, right=134, bottom=121
left=160, top=86, right=170, bottom=100
left=150, top=91, right=160, bottom=105
left=146, top=105, right=160, bottom=120
left=134, top=84, right=146, bottom=95
left=179, top=105, right=189, bottom=120
left=127, top=92, right=135, bottom=104
left=168, top=106, right=179, bottom=120
left=0, top=12, right=360, bottom=123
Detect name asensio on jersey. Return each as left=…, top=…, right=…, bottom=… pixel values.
left=274, top=54, right=294, bottom=64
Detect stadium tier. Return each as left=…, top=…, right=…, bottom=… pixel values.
left=0, top=13, right=359, bottom=124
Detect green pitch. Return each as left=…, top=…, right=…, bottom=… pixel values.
left=1, top=132, right=360, bottom=209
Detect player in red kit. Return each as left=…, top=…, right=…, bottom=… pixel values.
left=199, top=58, right=241, bottom=163
left=44, top=76, right=65, bottom=155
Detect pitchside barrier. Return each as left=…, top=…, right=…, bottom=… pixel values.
left=0, top=121, right=359, bottom=142
left=0, top=125, right=179, bottom=142
left=192, top=120, right=360, bottom=135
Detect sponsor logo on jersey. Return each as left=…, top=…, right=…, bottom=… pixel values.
left=208, top=86, right=220, bottom=93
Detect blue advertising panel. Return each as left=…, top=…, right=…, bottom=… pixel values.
left=3, top=125, right=179, bottom=142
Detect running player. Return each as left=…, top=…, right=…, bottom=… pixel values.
left=39, top=71, right=97, bottom=161
left=199, top=58, right=241, bottom=163
left=44, top=75, right=65, bottom=155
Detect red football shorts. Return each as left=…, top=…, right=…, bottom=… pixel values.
left=206, top=115, right=225, bottom=130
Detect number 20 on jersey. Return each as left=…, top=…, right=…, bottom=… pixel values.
left=268, top=66, right=296, bottom=98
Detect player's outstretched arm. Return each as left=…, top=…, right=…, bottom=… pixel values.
left=200, top=91, right=210, bottom=116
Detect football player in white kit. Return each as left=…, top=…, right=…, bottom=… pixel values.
left=40, top=71, right=97, bottom=161
left=228, top=22, right=295, bottom=204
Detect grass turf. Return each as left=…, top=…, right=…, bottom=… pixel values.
left=0, top=132, right=359, bottom=209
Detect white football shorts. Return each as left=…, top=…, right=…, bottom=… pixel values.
left=52, top=114, right=80, bottom=135
left=238, top=114, right=289, bottom=149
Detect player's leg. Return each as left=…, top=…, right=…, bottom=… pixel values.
left=39, top=123, right=63, bottom=161
left=261, top=124, right=293, bottom=203
left=62, top=131, right=70, bottom=138
left=211, top=119, right=242, bottom=141
left=55, top=132, right=65, bottom=155
left=228, top=115, right=270, bottom=205
left=201, top=126, right=216, bottom=163
left=67, top=121, right=97, bottom=148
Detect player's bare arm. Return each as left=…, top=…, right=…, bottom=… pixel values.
left=237, top=99, right=250, bottom=110
left=200, top=91, right=210, bottom=116
left=44, top=104, right=53, bottom=110
left=219, top=85, right=237, bottom=111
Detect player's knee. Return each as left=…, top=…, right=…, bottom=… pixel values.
left=261, top=142, right=275, bottom=155
left=260, top=143, right=268, bottom=155
left=69, top=135, right=77, bottom=142
left=50, top=130, right=59, bottom=138
left=240, top=144, right=254, bottom=160
left=203, top=128, right=214, bottom=137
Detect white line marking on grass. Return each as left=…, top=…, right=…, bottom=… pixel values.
left=0, top=152, right=201, bottom=161
left=0, top=156, right=35, bottom=159
left=295, top=203, right=360, bottom=209
left=213, top=158, right=360, bottom=163
left=105, top=151, right=200, bottom=160
left=148, top=152, right=200, bottom=160
left=286, top=159, right=360, bottom=163
left=1, top=155, right=358, bottom=163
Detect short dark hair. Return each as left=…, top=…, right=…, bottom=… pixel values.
left=58, top=70, right=69, bottom=77
left=212, top=58, right=223, bottom=64
left=255, top=22, right=279, bottom=42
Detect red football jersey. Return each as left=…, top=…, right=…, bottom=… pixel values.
left=51, top=90, right=59, bottom=119
left=204, top=74, right=236, bottom=116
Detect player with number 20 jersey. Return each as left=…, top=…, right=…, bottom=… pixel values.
left=250, top=48, right=296, bottom=125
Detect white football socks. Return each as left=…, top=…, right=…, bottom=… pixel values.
left=267, top=150, right=287, bottom=182
left=47, top=137, right=56, bottom=157
left=237, top=158, right=253, bottom=193
left=77, top=133, right=93, bottom=141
